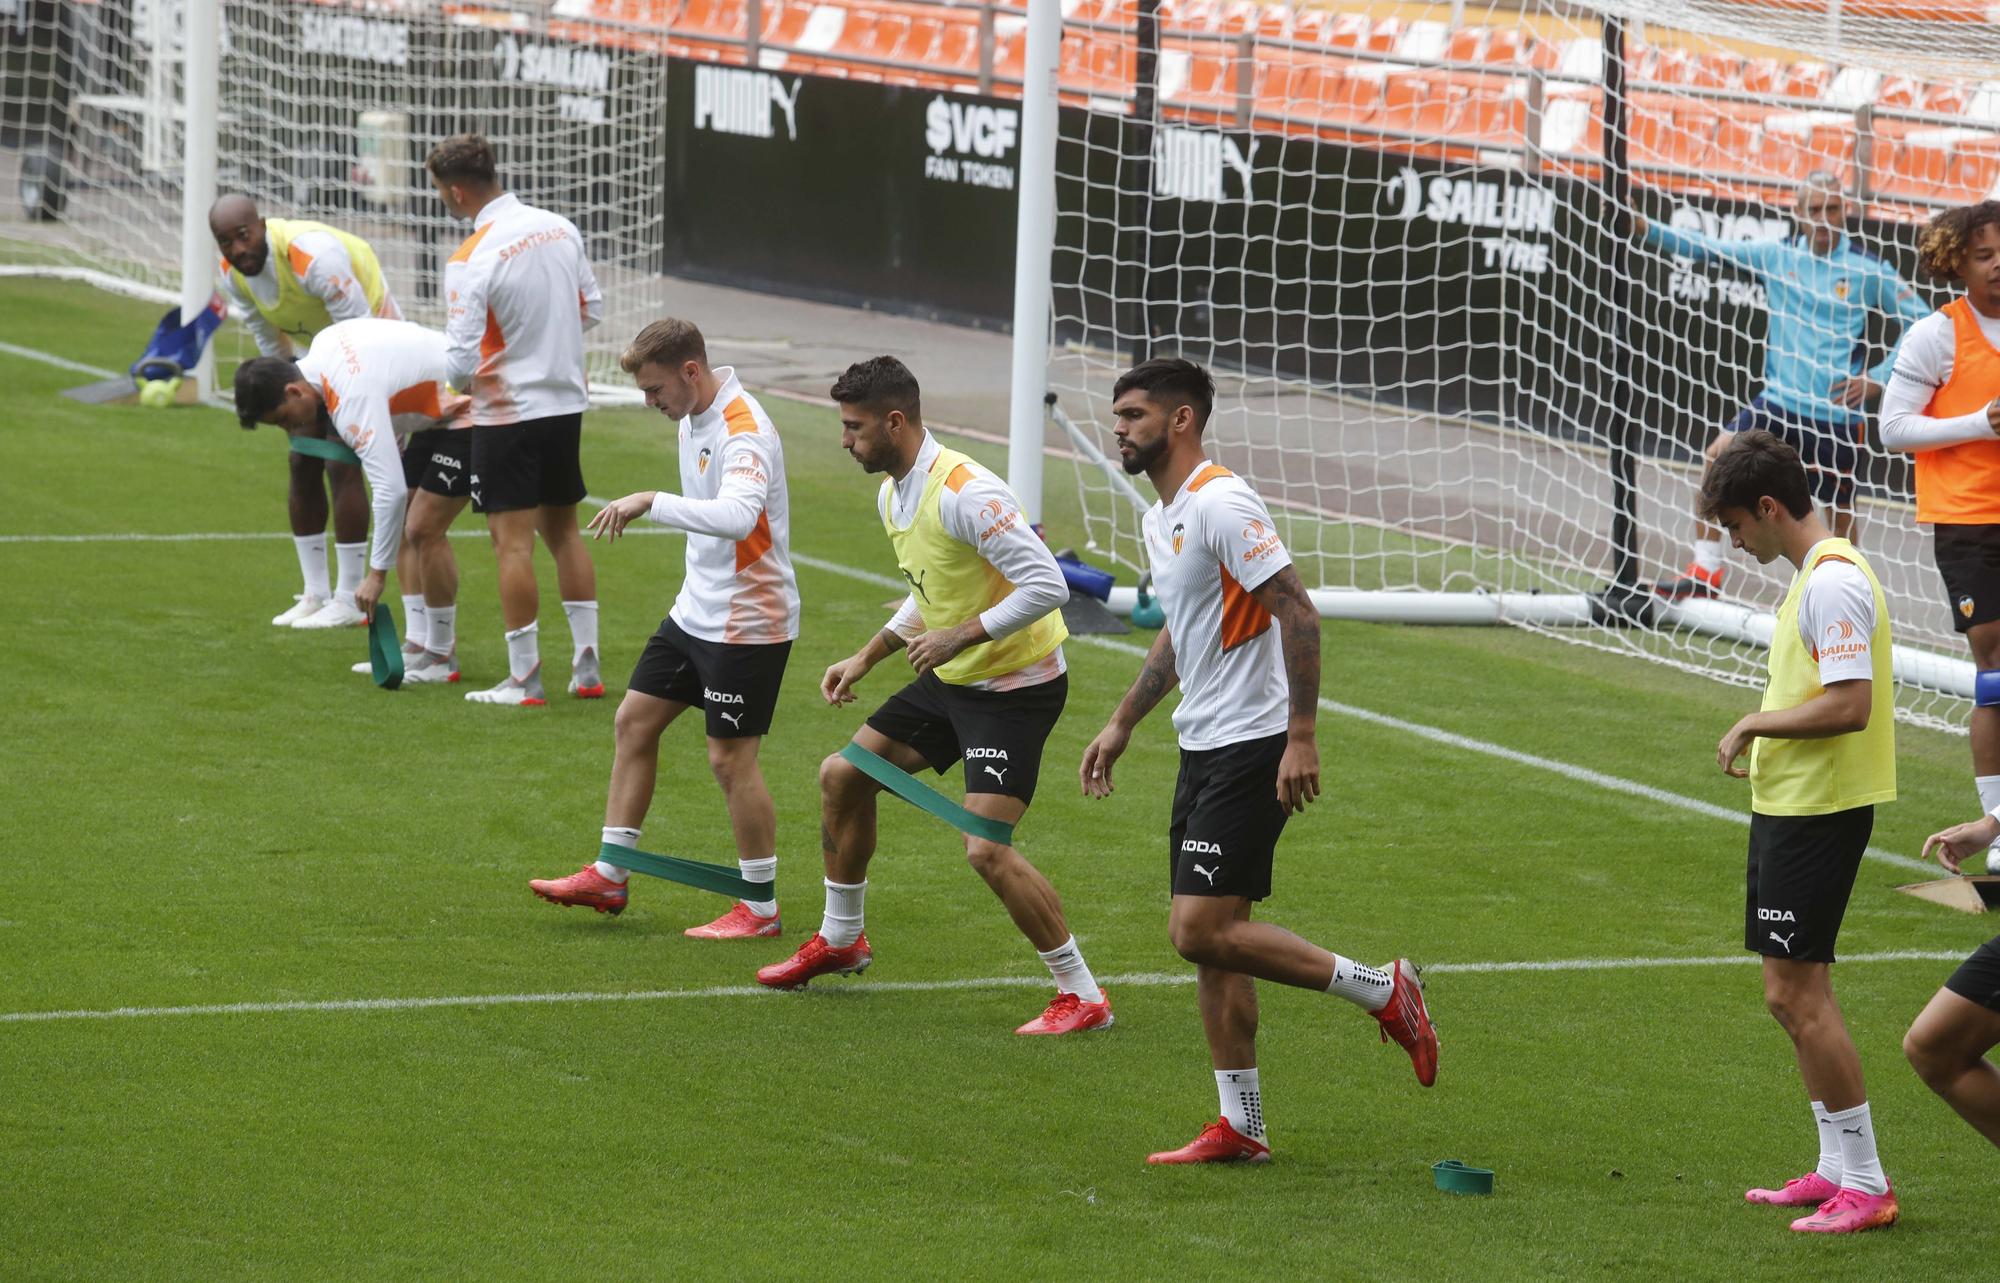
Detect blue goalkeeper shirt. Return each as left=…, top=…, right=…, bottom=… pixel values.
left=1644, top=224, right=1931, bottom=429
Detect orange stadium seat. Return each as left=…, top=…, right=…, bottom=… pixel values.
left=1367, top=18, right=1403, bottom=53
left=1690, top=53, right=1741, bottom=90
left=1444, top=26, right=1489, bottom=64
left=1740, top=58, right=1780, bottom=96
left=1326, top=12, right=1371, bottom=49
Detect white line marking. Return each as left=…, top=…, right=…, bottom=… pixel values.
left=1, top=952, right=1964, bottom=1025
left=0, top=338, right=118, bottom=379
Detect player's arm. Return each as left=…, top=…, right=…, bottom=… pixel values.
left=574, top=234, right=604, bottom=333
left=823, top=606, right=912, bottom=707
left=298, top=233, right=372, bottom=323
left=1637, top=215, right=1777, bottom=273
left=595, top=435, right=768, bottom=542
left=1877, top=313, right=2000, bottom=450
left=904, top=473, right=1066, bottom=676
left=1837, top=272, right=1937, bottom=409
left=335, top=397, right=409, bottom=615
left=1924, top=810, right=2000, bottom=874
left=1081, top=624, right=1177, bottom=799
left=1717, top=567, right=1874, bottom=776
left=1251, top=563, right=1323, bottom=813
left=441, top=251, right=486, bottom=393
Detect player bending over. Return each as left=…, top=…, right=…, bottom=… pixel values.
left=1081, top=358, right=1436, bottom=1165
left=1705, top=428, right=1898, bottom=1233
left=212, top=193, right=404, bottom=630
left=530, top=320, right=799, bottom=937
left=232, top=318, right=470, bottom=681
left=757, top=357, right=1112, bottom=1037
left=1898, top=813, right=2000, bottom=1154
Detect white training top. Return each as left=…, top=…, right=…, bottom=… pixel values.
left=1143, top=462, right=1294, bottom=751
left=881, top=432, right=1068, bottom=692
left=442, top=192, right=603, bottom=425
left=218, top=227, right=402, bottom=358
left=1879, top=305, right=2000, bottom=451
left=644, top=368, right=800, bottom=645
left=296, top=318, right=471, bottom=573
left=1797, top=541, right=1879, bottom=688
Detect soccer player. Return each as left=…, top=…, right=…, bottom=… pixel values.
left=528, top=320, right=799, bottom=936
left=1641, top=172, right=1930, bottom=596
left=428, top=134, right=604, bottom=707
left=755, top=356, right=1111, bottom=1036
left=230, top=317, right=471, bottom=682
left=1877, top=201, right=2000, bottom=872
left=211, top=193, right=404, bottom=630
left=1703, top=428, right=1898, bottom=1234
left=1079, top=358, right=1437, bottom=1165
left=1899, top=810, right=2000, bottom=1151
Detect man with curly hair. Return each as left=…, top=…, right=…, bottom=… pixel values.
left=1879, top=200, right=2000, bottom=869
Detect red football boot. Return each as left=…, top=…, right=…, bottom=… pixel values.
left=1146, top=1118, right=1271, bottom=1165
left=685, top=903, right=782, bottom=940
left=528, top=865, right=628, bottom=916
left=755, top=932, right=872, bottom=989
left=1373, top=958, right=1438, bottom=1086
left=1015, top=990, right=1114, bottom=1035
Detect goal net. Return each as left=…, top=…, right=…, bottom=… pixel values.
left=1046, top=0, right=2000, bottom=733
left=0, top=0, right=666, bottom=385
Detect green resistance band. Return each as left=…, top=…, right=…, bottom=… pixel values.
left=368, top=604, right=404, bottom=690
left=289, top=435, right=360, bottom=466
left=839, top=742, right=1015, bottom=846
left=598, top=841, right=769, bottom=900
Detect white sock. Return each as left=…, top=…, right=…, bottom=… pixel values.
left=1216, top=1068, right=1266, bottom=1142
left=1825, top=1101, right=1887, bottom=1195
left=401, top=595, right=429, bottom=652
left=427, top=605, right=456, bottom=657
left=1977, top=777, right=2000, bottom=866
left=1036, top=935, right=1103, bottom=1003
left=562, top=600, right=600, bottom=665
left=334, top=542, right=366, bottom=601
left=1810, top=1100, right=1843, bottom=1184
left=505, top=622, right=539, bottom=683
left=1693, top=538, right=1726, bottom=573
left=595, top=826, right=638, bottom=883
left=1327, top=955, right=1394, bottom=1012
left=294, top=534, right=330, bottom=600
left=739, top=856, right=777, bottom=918
left=820, top=878, right=866, bottom=948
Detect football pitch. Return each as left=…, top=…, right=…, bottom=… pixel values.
left=4, top=279, right=1997, bottom=1281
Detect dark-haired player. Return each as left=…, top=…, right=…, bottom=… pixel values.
left=755, top=356, right=1112, bottom=1038
left=1879, top=200, right=2000, bottom=872
left=1703, top=428, right=1897, bottom=1233
left=1080, top=357, right=1437, bottom=1164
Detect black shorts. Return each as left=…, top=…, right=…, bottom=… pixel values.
left=469, top=412, right=586, bottom=515
left=1932, top=524, right=2000, bottom=634
left=1744, top=807, right=1872, bottom=963
left=1169, top=733, right=1290, bottom=901
left=864, top=669, right=1066, bottom=804
left=1943, top=935, right=2000, bottom=1011
left=401, top=427, right=471, bottom=499
left=1725, top=397, right=1856, bottom=506
left=626, top=615, right=791, bottom=739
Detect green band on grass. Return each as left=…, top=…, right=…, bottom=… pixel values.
left=838, top=742, right=1015, bottom=845
left=599, top=841, right=767, bottom=900
left=289, top=435, right=360, bottom=466
left=368, top=605, right=404, bottom=690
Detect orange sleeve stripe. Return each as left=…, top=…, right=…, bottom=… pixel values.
left=388, top=383, right=445, bottom=419
left=1818, top=554, right=1856, bottom=567
left=1186, top=463, right=1233, bottom=492
left=480, top=309, right=505, bottom=364
left=736, top=511, right=775, bottom=573
left=1219, top=569, right=1273, bottom=651
left=723, top=397, right=759, bottom=437
left=319, top=377, right=341, bottom=414
left=943, top=464, right=976, bottom=493
left=286, top=242, right=314, bottom=280
left=448, top=224, right=494, bottom=265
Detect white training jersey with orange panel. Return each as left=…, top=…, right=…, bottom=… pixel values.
left=442, top=192, right=603, bottom=425
left=1142, top=463, right=1294, bottom=751
left=644, top=368, right=800, bottom=645
left=296, top=318, right=471, bottom=573
left=218, top=227, right=402, bottom=358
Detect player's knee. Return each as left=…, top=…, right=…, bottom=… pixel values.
left=962, top=836, right=1008, bottom=878
left=1902, top=1028, right=1951, bottom=1089
left=707, top=740, right=757, bottom=788
left=819, top=751, right=862, bottom=800
left=612, top=698, right=658, bottom=748
left=1704, top=433, right=1730, bottom=463
left=1167, top=916, right=1222, bottom=966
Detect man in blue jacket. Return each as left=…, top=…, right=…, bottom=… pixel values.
left=1645, top=173, right=1931, bottom=598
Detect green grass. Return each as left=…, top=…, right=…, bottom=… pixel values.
left=3, top=280, right=1997, bottom=1281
